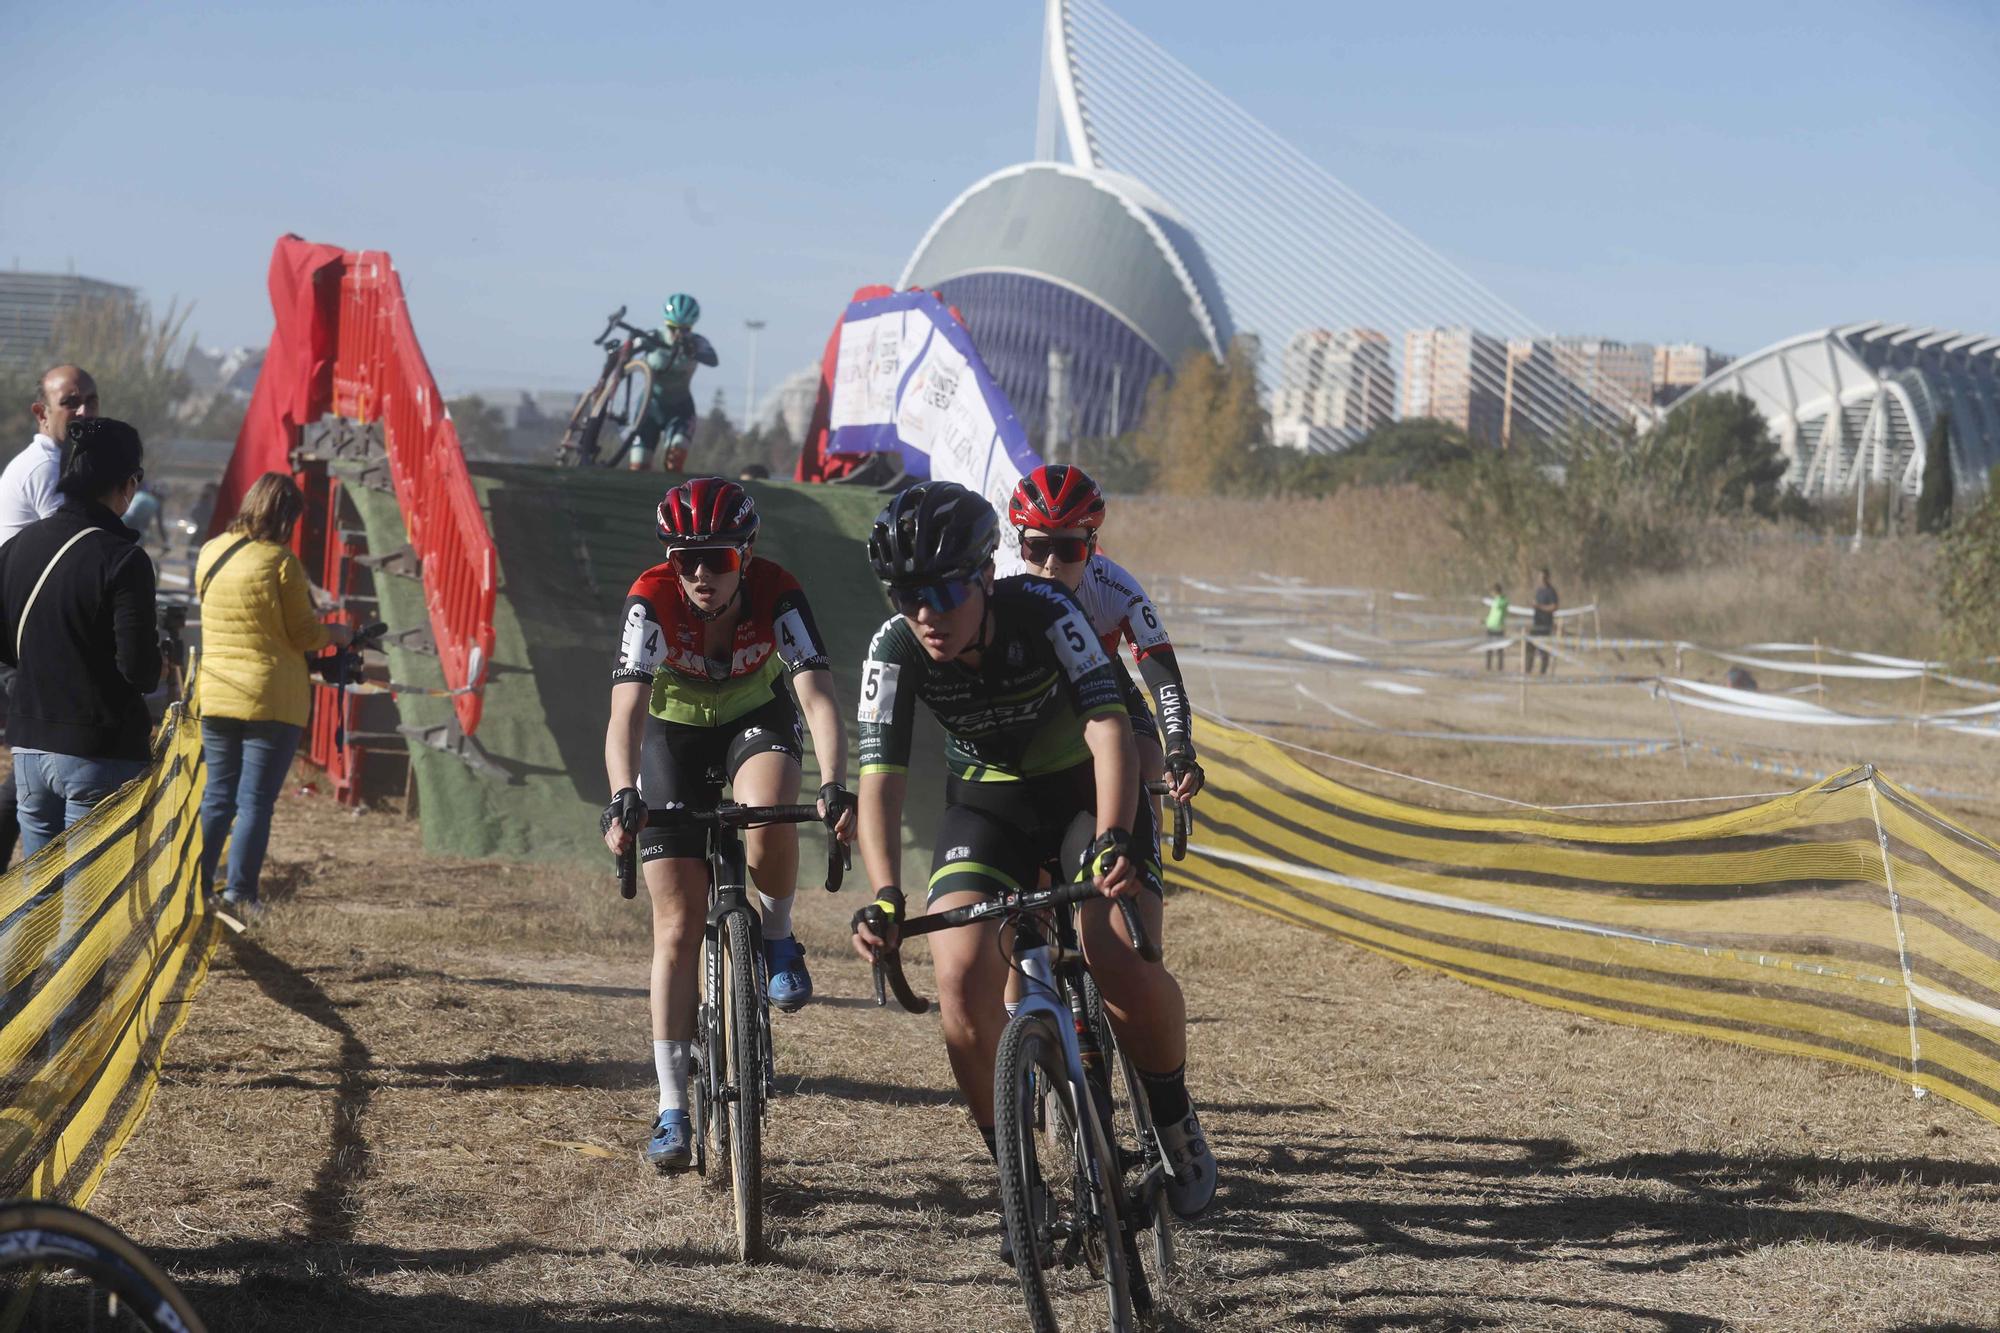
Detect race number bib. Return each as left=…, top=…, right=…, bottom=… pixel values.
left=857, top=660, right=901, bottom=724
left=774, top=607, right=820, bottom=670
left=1045, top=612, right=1109, bottom=681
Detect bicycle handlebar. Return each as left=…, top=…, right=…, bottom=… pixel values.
left=1145, top=780, right=1194, bottom=862
left=615, top=801, right=848, bottom=900
left=870, top=877, right=1158, bottom=1015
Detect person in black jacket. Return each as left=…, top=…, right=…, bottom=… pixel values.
left=0, top=417, right=161, bottom=860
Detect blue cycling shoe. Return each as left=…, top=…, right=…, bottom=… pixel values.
left=643, top=1108, right=692, bottom=1171
left=764, top=936, right=812, bottom=1013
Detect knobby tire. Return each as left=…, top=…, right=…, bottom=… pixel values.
left=0, top=1200, right=208, bottom=1333
left=720, top=910, right=764, bottom=1263
left=1085, top=974, right=1172, bottom=1299
left=995, top=1014, right=1137, bottom=1333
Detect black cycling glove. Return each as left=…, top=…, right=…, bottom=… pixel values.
left=818, top=781, right=857, bottom=830
left=1165, top=745, right=1205, bottom=797
left=601, top=787, right=645, bottom=839
left=1086, top=827, right=1133, bottom=880
left=851, top=888, right=906, bottom=951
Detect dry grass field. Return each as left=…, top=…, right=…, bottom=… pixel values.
left=77, top=491, right=2000, bottom=1330
left=88, top=786, right=2000, bottom=1331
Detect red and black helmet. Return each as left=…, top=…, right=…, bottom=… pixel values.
left=656, top=476, right=759, bottom=547
left=1008, top=464, right=1105, bottom=532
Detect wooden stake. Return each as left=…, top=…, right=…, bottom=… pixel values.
left=1914, top=669, right=1928, bottom=734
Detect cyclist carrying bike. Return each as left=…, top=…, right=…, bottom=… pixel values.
left=601, top=477, right=856, bottom=1170
left=1009, top=464, right=1204, bottom=817
left=846, top=480, right=1217, bottom=1235
left=630, top=292, right=718, bottom=472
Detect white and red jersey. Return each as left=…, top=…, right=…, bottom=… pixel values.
left=1072, top=552, right=1172, bottom=664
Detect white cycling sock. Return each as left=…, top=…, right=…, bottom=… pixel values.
left=654, top=1039, right=689, bottom=1114
left=755, top=890, right=795, bottom=941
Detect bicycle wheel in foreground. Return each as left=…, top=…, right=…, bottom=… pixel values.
left=1085, top=974, right=1175, bottom=1294
left=995, top=1013, right=1137, bottom=1333
left=719, top=910, right=765, bottom=1263
left=0, top=1201, right=207, bottom=1333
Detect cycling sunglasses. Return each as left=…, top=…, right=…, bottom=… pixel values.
left=888, top=577, right=979, bottom=617
left=1018, top=532, right=1093, bottom=565
left=668, top=545, right=745, bottom=575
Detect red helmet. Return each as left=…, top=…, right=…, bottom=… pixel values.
left=1008, top=464, right=1105, bottom=532
left=656, top=476, right=759, bottom=547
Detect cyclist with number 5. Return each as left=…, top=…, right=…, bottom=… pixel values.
left=847, top=481, right=1217, bottom=1243
left=601, top=477, right=856, bottom=1170
left=1009, top=465, right=1204, bottom=819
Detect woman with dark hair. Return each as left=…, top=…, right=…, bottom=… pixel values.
left=0, top=417, right=161, bottom=856
left=192, top=471, right=353, bottom=916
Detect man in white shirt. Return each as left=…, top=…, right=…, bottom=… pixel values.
left=0, top=363, right=100, bottom=871
left=0, top=364, right=99, bottom=548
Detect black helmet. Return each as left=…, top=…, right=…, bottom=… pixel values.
left=867, top=481, right=1000, bottom=585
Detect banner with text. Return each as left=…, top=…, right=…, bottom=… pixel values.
left=827, top=289, right=1042, bottom=572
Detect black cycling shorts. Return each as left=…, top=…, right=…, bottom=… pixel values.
left=927, top=763, right=1163, bottom=905
left=637, top=694, right=802, bottom=861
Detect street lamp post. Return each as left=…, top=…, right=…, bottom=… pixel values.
left=744, top=319, right=766, bottom=431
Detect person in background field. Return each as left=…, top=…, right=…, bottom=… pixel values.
left=1483, top=582, right=1509, bottom=671
left=192, top=472, right=354, bottom=918
left=1525, top=568, right=1559, bottom=675
left=0, top=365, right=101, bottom=872
left=123, top=479, right=167, bottom=544
left=0, top=418, right=159, bottom=858
left=737, top=462, right=770, bottom=481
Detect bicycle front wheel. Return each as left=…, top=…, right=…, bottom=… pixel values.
left=0, top=1201, right=208, bottom=1332
left=719, top=909, right=764, bottom=1263
left=995, top=1013, right=1137, bottom=1333
left=603, top=360, right=655, bottom=467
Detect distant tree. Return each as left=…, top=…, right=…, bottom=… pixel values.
left=1132, top=339, right=1266, bottom=497
left=1918, top=410, right=1955, bottom=534
left=0, top=298, right=194, bottom=446
left=693, top=389, right=736, bottom=461
left=447, top=394, right=508, bottom=459
left=1938, top=473, right=2000, bottom=660
left=1640, top=391, right=1788, bottom=517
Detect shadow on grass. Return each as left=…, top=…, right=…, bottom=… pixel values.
left=225, top=935, right=373, bottom=1245
left=1204, top=1123, right=2000, bottom=1290
left=148, top=1237, right=842, bottom=1332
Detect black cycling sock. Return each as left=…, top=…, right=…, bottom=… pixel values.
left=979, top=1124, right=998, bottom=1161
left=1136, top=1062, right=1191, bottom=1125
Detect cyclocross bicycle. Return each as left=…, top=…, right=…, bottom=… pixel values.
left=0, top=1200, right=207, bottom=1332
left=873, top=879, right=1171, bottom=1332
left=616, top=802, right=847, bottom=1263
left=555, top=306, right=660, bottom=468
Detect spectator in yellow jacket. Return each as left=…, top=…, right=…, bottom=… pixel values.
left=193, top=472, right=352, bottom=915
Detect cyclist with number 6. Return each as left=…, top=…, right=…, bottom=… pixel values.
left=1009, top=464, right=1204, bottom=819
left=601, top=477, right=855, bottom=1170
left=846, top=481, right=1217, bottom=1244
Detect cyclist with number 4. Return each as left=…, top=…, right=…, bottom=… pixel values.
left=601, top=477, right=856, bottom=1170
left=1009, top=465, right=1204, bottom=819
left=846, top=481, right=1217, bottom=1241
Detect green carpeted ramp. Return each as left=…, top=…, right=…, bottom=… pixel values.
left=345, top=463, right=945, bottom=880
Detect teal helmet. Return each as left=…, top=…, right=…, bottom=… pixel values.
left=662, top=293, right=701, bottom=330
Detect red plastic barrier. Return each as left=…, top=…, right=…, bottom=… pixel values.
left=224, top=236, right=497, bottom=807
left=326, top=251, right=496, bottom=738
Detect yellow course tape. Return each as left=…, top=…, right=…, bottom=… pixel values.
left=1177, top=719, right=2000, bottom=1129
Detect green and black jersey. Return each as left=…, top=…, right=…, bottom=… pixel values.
left=858, top=576, right=1129, bottom=782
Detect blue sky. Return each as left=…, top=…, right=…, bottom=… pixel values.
left=4, top=0, right=1993, bottom=410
